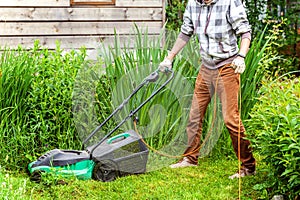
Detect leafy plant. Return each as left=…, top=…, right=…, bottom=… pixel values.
left=247, top=76, right=300, bottom=199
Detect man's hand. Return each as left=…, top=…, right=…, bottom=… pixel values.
left=232, top=57, right=246, bottom=74
left=158, top=57, right=173, bottom=73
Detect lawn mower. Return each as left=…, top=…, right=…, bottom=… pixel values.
left=28, top=68, right=174, bottom=182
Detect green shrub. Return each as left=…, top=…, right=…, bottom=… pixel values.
left=247, top=76, right=300, bottom=199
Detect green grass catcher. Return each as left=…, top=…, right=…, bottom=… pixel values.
left=28, top=70, right=173, bottom=182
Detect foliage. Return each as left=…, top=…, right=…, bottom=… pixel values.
left=0, top=26, right=293, bottom=199
left=0, top=42, right=86, bottom=170
left=260, top=18, right=300, bottom=76
left=240, top=25, right=280, bottom=120
left=247, top=76, right=300, bottom=199
left=243, top=0, right=267, bottom=34
left=165, top=0, right=187, bottom=31
left=244, top=0, right=300, bottom=74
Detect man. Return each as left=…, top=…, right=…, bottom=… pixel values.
left=159, top=0, right=256, bottom=179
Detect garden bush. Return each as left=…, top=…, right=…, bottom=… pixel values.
left=247, top=76, right=300, bottom=199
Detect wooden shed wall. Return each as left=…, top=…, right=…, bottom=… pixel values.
left=0, top=0, right=165, bottom=59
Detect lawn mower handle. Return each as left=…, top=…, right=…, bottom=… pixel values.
left=82, top=69, right=174, bottom=154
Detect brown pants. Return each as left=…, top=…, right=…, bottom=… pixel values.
left=184, top=65, right=256, bottom=171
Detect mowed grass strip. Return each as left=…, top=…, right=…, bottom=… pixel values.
left=7, top=157, right=265, bottom=200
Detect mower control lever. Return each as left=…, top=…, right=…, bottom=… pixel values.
left=107, top=133, right=130, bottom=144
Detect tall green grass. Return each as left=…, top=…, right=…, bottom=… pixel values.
left=241, top=25, right=281, bottom=120
left=0, top=166, right=28, bottom=199
left=0, top=41, right=86, bottom=170
left=0, top=45, right=38, bottom=170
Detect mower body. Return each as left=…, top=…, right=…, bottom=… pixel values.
left=28, top=130, right=149, bottom=182
left=28, top=149, right=94, bottom=181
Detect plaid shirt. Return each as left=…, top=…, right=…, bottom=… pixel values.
left=181, top=0, right=251, bottom=69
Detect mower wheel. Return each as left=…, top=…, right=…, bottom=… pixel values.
left=92, top=160, right=119, bottom=182
left=30, top=170, right=43, bottom=183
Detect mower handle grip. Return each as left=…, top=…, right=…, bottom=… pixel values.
left=145, top=71, right=159, bottom=82
left=144, top=68, right=173, bottom=83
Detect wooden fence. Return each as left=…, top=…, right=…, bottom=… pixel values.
left=0, top=0, right=165, bottom=59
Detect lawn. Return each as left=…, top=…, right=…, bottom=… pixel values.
left=1, top=156, right=265, bottom=200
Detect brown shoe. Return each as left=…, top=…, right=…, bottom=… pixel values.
left=229, top=168, right=256, bottom=179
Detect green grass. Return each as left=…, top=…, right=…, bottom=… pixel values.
left=1, top=157, right=265, bottom=200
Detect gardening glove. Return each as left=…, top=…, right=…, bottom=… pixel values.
left=231, top=57, right=246, bottom=74
left=158, top=57, right=173, bottom=73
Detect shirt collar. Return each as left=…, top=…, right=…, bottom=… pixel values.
left=195, top=0, right=218, bottom=6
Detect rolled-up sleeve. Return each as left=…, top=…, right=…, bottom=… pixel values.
left=180, top=1, right=195, bottom=37
left=241, top=31, right=251, bottom=41
left=227, top=0, right=251, bottom=35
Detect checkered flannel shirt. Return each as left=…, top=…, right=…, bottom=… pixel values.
left=180, top=0, right=251, bottom=69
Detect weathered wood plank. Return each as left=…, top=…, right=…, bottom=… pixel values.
left=0, top=35, right=161, bottom=49
left=0, top=7, right=163, bottom=21
left=72, top=0, right=114, bottom=2
left=0, top=22, right=162, bottom=36
left=161, top=0, right=166, bottom=26
left=71, top=0, right=115, bottom=5
left=0, top=0, right=163, bottom=7
left=115, top=0, right=162, bottom=7
left=0, top=0, right=69, bottom=7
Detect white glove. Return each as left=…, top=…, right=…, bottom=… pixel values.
left=158, top=58, right=172, bottom=73
left=232, top=57, right=246, bottom=74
